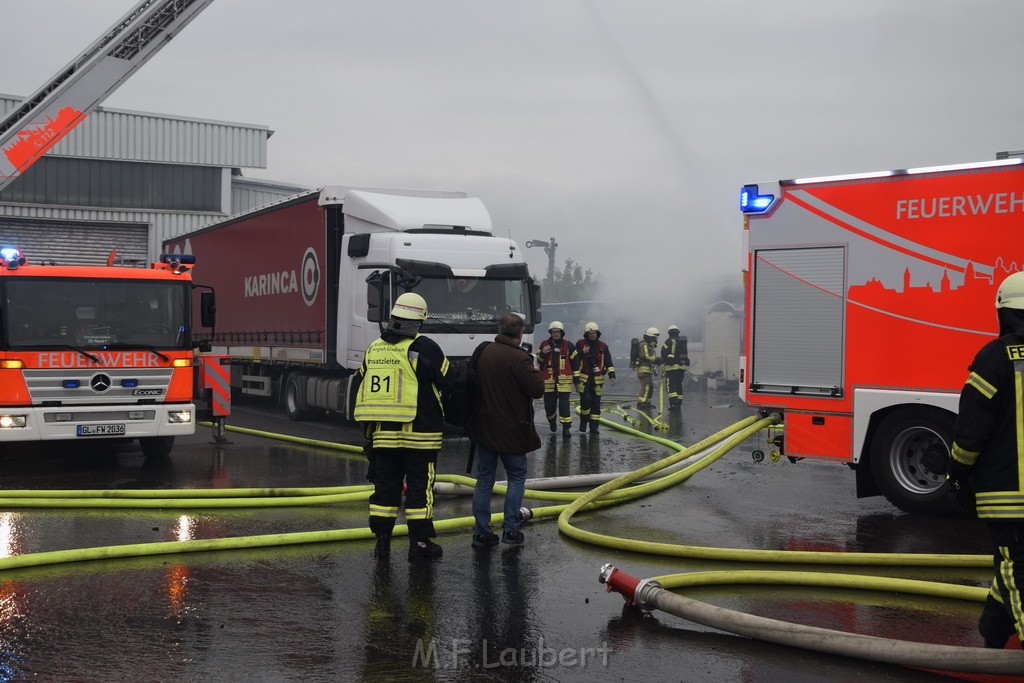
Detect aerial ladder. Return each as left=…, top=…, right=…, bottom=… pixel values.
left=0, top=0, right=216, bottom=193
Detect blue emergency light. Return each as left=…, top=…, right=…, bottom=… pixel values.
left=740, top=184, right=775, bottom=214
left=0, top=246, right=26, bottom=270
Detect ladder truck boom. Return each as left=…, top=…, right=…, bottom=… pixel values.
left=0, top=0, right=216, bottom=193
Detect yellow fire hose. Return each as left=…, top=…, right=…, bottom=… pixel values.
left=0, top=412, right=1016, bottom=674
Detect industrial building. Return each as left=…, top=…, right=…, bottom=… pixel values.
left=0, top=93, right=305, bottom=266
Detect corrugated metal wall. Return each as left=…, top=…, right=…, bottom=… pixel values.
left=0, top=203, right=223, bottom=262
left=0, top=94, right=270, bottom=168
left=0, top=217, right=148, bottom=266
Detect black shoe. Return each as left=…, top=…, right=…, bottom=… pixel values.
left=979, top=621, right=1012, bottom=649
left=502, top=529, right=525, bottom=545
left=374, top=533, right=391, bottom=559
left=590, top=423, right=599, bottom=434
left=549, top=421, right=557, bottom=433
left=409, top=539, right=443, bottom=561
left=579, top=421, right=587, bottom=432
left=563, top=425, right=571, bottom=438
left=472, top=531, right=499, bottom=548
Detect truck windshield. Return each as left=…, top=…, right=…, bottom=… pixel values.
left=412, top=276, right=530, bottom=332
left=4, top=278, right=189, bottom=350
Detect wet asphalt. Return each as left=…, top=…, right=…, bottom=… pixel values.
left=0, top=376, right=1007, bottom=681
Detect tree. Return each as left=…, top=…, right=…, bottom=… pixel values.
left=542, top=258, right=601, bottom=303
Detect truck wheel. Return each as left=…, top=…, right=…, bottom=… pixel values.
left=868, top=407, right=957, bottom=515
left=139, top=436, right=174, bottom=459
left=284, top=375, right=311, bottom=421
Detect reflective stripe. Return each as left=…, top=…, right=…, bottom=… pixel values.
left=952, top=441, right=979, bottom=466
left=1018, top=363, right=1024, bottom=493
left=369, top=504, right=399, bottom=518
left=405, top=461, right=435, bottom=519
left=967, top=371, right=997, bottom=399
left=354, top=337, right=419, bottom=422
left=998, top=545, right=1024, bottom=639
left=372, top=427, right=443, bottom=450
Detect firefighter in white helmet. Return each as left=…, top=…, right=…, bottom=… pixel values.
left=635, top=326, right=661, bottom=410
left=353, top=292, right=451, bottom=562
left=536, top=320, right=579, bottom=437
left=951, top=271, right=1024, bottom=648
left=575, top=321, right=615, bottom=433
left=660, top=324, right=690, bottom=410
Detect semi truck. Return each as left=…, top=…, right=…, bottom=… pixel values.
left=738, top=154, right=1024, bottom=514
left=0, top=247, right=217, bottom=457
left=163, top=186, right=541, bottom=420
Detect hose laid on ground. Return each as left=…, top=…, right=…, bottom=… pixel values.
left=3, top=412, right=1014, bottom=674
left=632, top=575, right=1023, bottom=675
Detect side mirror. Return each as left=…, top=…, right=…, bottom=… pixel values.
left=200, top=291, right=216, bottom=328
left=521, top=342, right=533, bottom=354
left=366, top=272, right=384, bottom=323
left=530, top=281, right=542, bottom=325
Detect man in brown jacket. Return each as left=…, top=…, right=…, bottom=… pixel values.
left=469, top=312, right=544, bottom=547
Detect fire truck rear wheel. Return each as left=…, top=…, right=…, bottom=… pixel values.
left=139, top=436, right=174, bottom=459
left=868, top=407, right=957, bottom=515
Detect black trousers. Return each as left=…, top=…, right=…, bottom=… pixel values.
left=980, top=521, right=1024, bottom=647
left=368, top=448, right=438, bottom=543
left=544, top=389, right=572, bottom=426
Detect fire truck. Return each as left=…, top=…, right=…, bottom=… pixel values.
left=0, top=247, right=217, bottom=456
left=739, top=154, right=1024, bottom=514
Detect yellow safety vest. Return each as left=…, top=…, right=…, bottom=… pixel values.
left=354, top=337, right=420, bottom=423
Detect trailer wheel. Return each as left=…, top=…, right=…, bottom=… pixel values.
left=868, top=407, right=957, bottom=515
left=284, top=375, right=311, bottom=421
left=139, top=436, right=174, bottom=459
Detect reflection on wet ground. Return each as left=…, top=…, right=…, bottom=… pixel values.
left=0, top=385, right=1006, bottom=680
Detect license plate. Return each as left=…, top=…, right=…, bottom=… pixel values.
left=76, top=423, right=126, bottom=437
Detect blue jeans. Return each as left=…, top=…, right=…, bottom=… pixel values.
left=472, top=443, right=527, bottom=535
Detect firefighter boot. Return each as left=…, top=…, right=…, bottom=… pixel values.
left=409, top=538, right=444, bottom=562
left=549, top=420, right=557, bottom=433
left=373, top=532, right=391, bottom=559
left=579, top=417, right=588, bottom=432
left=563, top=424, right=571, bottom=438
left=589, top=420, right=599, bottom=434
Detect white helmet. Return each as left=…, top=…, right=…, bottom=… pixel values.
left=391, top=292, right=428, bottom=320
left=645, top=327, right=660, bottom=337
left=584, top=322, right=600, bottom=334
left=996, top=272, right=1024, bottom=310
left=548, top=321, right=565, bottom=333
left=668, top=324, right=679, bottom=333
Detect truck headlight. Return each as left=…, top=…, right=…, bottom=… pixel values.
left=167, top=410, right=192, bottom=424
left=0, top=415, right=27, bottom=428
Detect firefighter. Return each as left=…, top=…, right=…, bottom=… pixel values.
left=575, top=321, right=615, bottom=434
left=660, top=324, right=689, bottom=410
left=949, top=271, right=1024, bottom=649
left=353, top=292, right=451, bottom=562
left=635, top=327, right=660, bottom=410
left=537, top=321, right=579, bottom=437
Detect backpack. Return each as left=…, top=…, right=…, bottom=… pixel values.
left=441, top=341, right=490, bottom=428
left=629, top=337, right=640, bottom=369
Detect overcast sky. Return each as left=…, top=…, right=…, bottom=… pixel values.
left=3, top=1, right=1023, bottom=332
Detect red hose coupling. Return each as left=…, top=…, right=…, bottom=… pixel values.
left=599, top=563, right=641, bottom=605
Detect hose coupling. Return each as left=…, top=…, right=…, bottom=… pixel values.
left=633, top=578, right=663, bottom=612
left=599, top=563, right=640, bottom=605
left=518, top=507, right=533, bottom=522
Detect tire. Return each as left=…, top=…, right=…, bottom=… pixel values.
left=139, top=436, right=174, bottom=459
left=868, top=406, right=958, bottom=515
left=284, top=375, right=311, bottom=421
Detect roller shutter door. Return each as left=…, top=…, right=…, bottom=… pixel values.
left=751, top=246, right=845, bottom=395
left=0, top=217, right=148, bottom=266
